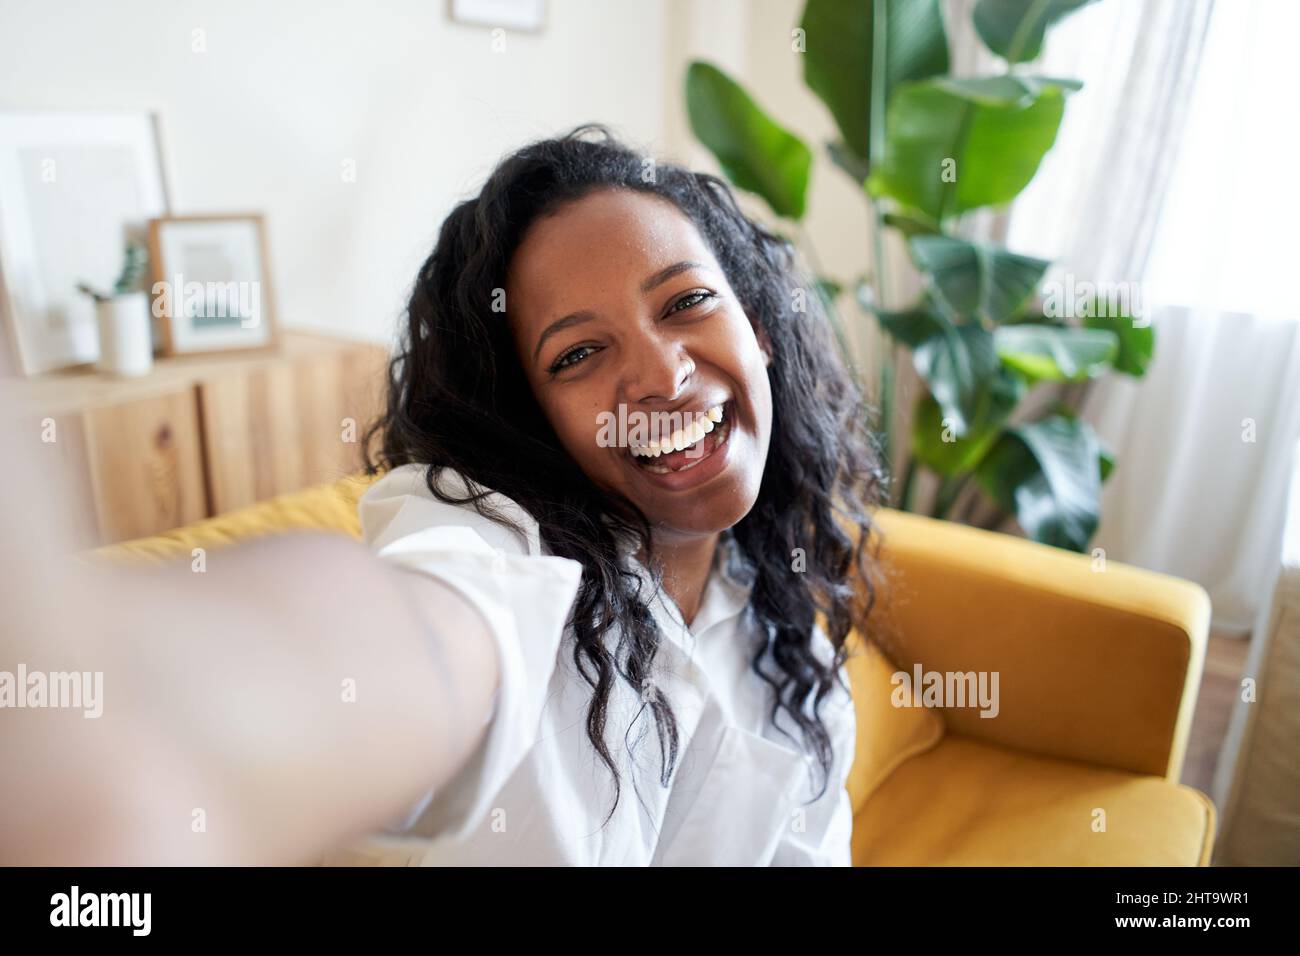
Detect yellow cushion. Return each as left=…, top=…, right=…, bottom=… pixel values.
left=92, top=474, right=378, bottom=564
left=870, top=508, right=1209, bottom=780
left=852, top=735, right=1215, bottom=866
left=844, top=636, right=944, bottom=812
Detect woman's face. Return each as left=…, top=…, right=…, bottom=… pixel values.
left=506, top=188, right=773, bottom=543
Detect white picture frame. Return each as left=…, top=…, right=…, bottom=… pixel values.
left=0, top=110, right=171, bottom=376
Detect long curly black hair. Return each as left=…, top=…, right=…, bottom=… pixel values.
left=366, top=124, right=885, bottom=822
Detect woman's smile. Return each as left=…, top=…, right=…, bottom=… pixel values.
left=622, top=400, right=735, bottom=491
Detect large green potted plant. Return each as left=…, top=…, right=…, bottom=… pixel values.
left=684, top=0, right=1153, bottom=552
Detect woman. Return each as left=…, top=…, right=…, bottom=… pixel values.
left=0, top=125, right=882, bottom=867
left=344, top=123, right=883, bottom=865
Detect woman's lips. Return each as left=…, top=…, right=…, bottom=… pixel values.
left=623, top=402, right=736, bottom=491
left=628, top=402, right=726, bottom=464
left=632, top=416, right=730, bottom=474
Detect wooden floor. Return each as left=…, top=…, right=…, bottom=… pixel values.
left=1180, top=630, right=1251, bottom=795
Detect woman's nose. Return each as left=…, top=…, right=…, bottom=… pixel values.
left=623, top=339, right=695, bottom=404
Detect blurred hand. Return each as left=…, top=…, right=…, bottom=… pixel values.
left=0, top=400, right=497, bottom=865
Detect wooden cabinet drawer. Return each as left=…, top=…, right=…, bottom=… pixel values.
left=81, top=389, right=208, bottom=543
left=6, top=332, right=389, bottom=544
left=198, top=344, right=387, bottom=514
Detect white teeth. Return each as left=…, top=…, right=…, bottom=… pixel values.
left=629, top=403, right=727, bottom=458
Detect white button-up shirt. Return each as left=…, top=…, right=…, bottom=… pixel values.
left=322, top=463, right=856, bottom=866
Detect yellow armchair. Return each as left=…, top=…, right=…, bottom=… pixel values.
left=96, top=476, right=1216, bottom=866
left=851, top=510, right=1214, bottom=866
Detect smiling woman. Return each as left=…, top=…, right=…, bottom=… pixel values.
left=354, top=124, right=887, bottom=865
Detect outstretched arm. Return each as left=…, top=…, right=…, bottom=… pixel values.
left=0, top=415, right=498, bottom=866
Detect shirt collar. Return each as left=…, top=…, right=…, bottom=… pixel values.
left=715, top=527, right=755, bottom=591
left=621, top=528, right=753, bottom=648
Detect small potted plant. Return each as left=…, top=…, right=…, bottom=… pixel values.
left=77, top=243, right=153, bottom=377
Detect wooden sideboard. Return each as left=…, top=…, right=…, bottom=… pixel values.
left=5, top=332, right=389, bottom=545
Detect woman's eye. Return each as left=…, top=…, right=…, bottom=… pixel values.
left=550, top=345, right=596, bottom=373
left=670, top=290, right=714, bottom=313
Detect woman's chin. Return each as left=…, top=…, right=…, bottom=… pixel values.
left=639, top=460, right=764, bottom=538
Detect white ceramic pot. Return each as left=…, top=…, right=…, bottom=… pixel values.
left=94, top=291, right=154, bottom=377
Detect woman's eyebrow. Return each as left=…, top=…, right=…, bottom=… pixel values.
left=532, top=261, right=710, bottom=364
left=533, top=311, right=595, bottom=364
left=641, top=259, right=707, bottom=293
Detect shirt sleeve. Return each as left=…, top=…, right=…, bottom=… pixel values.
left=359, top=465, right=584, bottom=842
left=769, top=661, right=858, bottom=867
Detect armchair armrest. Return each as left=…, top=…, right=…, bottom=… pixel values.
left=869, top=508, right=1210, bottom=781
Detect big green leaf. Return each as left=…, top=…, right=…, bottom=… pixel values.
left=934, top=74, right=1081, bottom=106
left=882, top=209, right=941, bottom=238
left=827, top=139, right=871, bottom=184
left=1053, top=403, right=1116, bottom=480
left=1099, top=440, right=1116, bottom=482
left=685, top=61, right=813, bottom=220
left=976, top=415, right=1103, bottom=551
left=909, top=235, right=1051, bottom=324
left=1084, top=312, right=1155, bottom=377
left=868, top=78, right=1071, bottom=221
left=801, top=0, right=950, bottom=174
left=877, top=308, right=1000, bottom=433
left=994, top=324, right=1118, bottom=382
left=874, top=306, right=948, bottom=349
left=1005, top=306, right=1067, bottom=327
left=973, top=0, right=1096, bottom=64
left=910, top=367, right=1023, bottom=475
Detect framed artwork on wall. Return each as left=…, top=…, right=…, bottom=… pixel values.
left=0, top=110, right=171, bottom=375
left=147, top=214, right=277, bottom=357
left=449, top=0, right=546, bottom=33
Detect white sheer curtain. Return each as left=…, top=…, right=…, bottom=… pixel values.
left=1005, top=0, right=1300, bottom=630
left=1006, top=0, right=1213, bottom=282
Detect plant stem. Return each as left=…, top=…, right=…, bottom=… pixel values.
left=899, top=457, right=918, bottom=513
left=1004, top=0, right=1052, bottom=66
left=867, top=0, right=895, bottom=483
left=930, top=473, right=972, bottom=520
left=879, top=348, right=895, bottom=473
left=868, top=200, right=895, bottom=472
left=935, top=103, right=975, bottom=226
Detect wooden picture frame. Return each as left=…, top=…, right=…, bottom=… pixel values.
left=147, top=214, right=278, bottom=358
